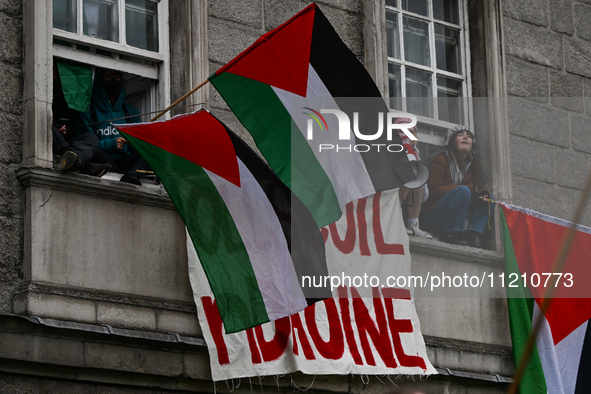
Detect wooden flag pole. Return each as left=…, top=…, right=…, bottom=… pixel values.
left=507, top=168, right=591, bottom=394
left=150, top=79, right=211, bottom=122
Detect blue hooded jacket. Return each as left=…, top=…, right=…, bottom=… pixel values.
left=85, top=68, right=140, bottom=161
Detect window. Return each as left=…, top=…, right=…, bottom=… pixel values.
left=52, top=0, right=170, bottom=121
left=385, top=0, right=471, bottom=161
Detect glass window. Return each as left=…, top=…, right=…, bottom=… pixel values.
left=126, top=0, right=159, bottom=51
left=435, top=24, right=460, bottom=74
left=54, top=0, right=77, bottom=33
left=402, top=0, right=428, bottom=17
left=385, top=0, right=469, bottom=135
left=403, top=16, right=430, bottom=67
left=83, top=0, right=119, bottom=42
left=386, top=11, right=400, bottom=60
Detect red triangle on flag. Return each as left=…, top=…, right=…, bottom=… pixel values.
left=214, top=4, right=316, bottom=97
left=116, top=110, right=241, bottom=187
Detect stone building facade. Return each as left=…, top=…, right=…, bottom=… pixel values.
left=0, top=0, right=588, bottom=392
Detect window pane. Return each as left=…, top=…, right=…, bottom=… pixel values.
left=386, top=0, right=398, bottom=7
left=388, top=63, right=402, bottom=110
left=437, top=76, right=463, bottom=123
left=435, top=24, right=460, bottom=74
left=126, top=0, right=159, bottom=52
left=402, top=0, right=428, bottom=16
left=54, top=0, right=77, bottom=32
left=406, top=67, right=432, bottom=118
left=386, top=11, right=400, bottom=60
left=433, top=0, right=459, bottom=25
left=83, top=0, right=119, bottom=42
left=403, top=17, right=430, bottom=67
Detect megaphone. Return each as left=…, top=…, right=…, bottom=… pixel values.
left=403, top=161, right=430, bottom=189
left=402, top=144, right=430, bottom=189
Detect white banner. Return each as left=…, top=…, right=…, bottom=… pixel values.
left=188, top=189, right=436, bottom=381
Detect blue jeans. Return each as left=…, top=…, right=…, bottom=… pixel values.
left=419, top=185, right=493, bottom=235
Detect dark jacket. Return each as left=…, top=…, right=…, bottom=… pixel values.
left=84, top=68, right=140, bottom=161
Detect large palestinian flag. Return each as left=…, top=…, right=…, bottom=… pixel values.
left=116, top=109, right=328, bottom=334
left=500, top=204, right=591, bottom=393
left=209, top=3, right=415, bottom=228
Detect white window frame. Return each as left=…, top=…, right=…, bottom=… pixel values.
left=52, top=0, right=171, bottom=119
left=385, top=0, right=473, bottom=146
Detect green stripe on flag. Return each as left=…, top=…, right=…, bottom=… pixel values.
left=210, top=72, right=341, bottom=227
left=500, top=208, right=548, bottom=393
left=126, top=135, right=270, bottom=332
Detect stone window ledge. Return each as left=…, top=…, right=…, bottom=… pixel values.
left=16, top=166, right=175, bottom=210
left=409, top=236, right=505, bottom=268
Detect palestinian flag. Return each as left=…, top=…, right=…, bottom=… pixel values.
left=209, top=3, right=415, bottom=228
left=116, top=109, right=329, bottom=334
left=500, top=204, right=591, bottom=393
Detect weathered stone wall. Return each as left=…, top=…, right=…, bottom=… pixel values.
left=207, top=0, right=364, bottom=149
left=503, top=0, right=591, bottom=225
left=0, top=0, right=24, bottom=313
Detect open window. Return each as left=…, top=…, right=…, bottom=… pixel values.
left=52, top=0, right=170, bottom=123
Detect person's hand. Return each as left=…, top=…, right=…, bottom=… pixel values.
left=479, top=190, right=490, bottom=201
left=116, top=137, right=127, bottom=150
left=59, top=125, right=67, bottom=136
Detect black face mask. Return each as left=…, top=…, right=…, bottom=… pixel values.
left=103, top=79, right=123, bottom=98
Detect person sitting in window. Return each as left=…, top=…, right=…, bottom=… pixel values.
left=419, top=125, right=491, bottom=247
left=52, top=72, right=111, bottom=178
left=395, top=118, right=431, bottom=239
left=83, top=68, right=151, bottom=185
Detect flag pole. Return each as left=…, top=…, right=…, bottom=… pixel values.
left=150, top=79, right=210, bottom=122
left=507, top=169, right=591, bottom=394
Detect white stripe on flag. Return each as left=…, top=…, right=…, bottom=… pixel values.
left=555, top=318, right=588, bottom=394
left=533, top=302, right=567, bottom=394
left=272, top=64, right=376, bottom=210
left=205, top=160, right=307, bottom=321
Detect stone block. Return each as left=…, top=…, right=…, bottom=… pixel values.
left=26, top=188, right=193, bottom=302
left=0, top=1, right=21, bottom=14
left=0, top=164, right=22, bottom=216
left=0, top=113, right=22, bottom=163
left=574, top=3, right=591, bottom=41
left=37, top=381, right=95, bottom=394
left=565, top=37, right=591, bottom=78
left=510, top=136, right=555, bottom=184
left=84, top=342, right=183, bottom=377
left=315, top=0, right=362, bottom=14
left=0, top=13, right=22, bottom=64
left=97, top=303, right=156, bottom=331
left=571, top=114, right=591, bottom=153
left=0, top=376, right=40, bottom=394
left=0, top=63, right=22, bottom=115
left=0, top=266, right=21, bottom=313
left=555, top=147, right=589, bottom=189
left=503, top=17, right=563, bottom=69
left=183, top=353, right=211, bottom=380
left=505, top=56, right=549, bottom=99
left=13, top=293, right=97, bottom=324
left=96, top=388, right=148, bottom=394
left=316, top=4, right=364, bottom=58
left=507, top=98, right=570, bottom=147
left=209, top=0, right=262, bottom=29
left=512, top=176, right=576, bottom=220
left=585, top=79, right=591, bottom=115
left=156, top=310, right=202, bottom=337
left=550, top=71, right=583, bottom=112
left=504, top=0, right=548, bottom=27
left=0, top=332, right=84, bottom=366
left=550, top=0, right=574, bottom=35
left=264, top=0, right=303, bottom=31
left=0, top=216, right=22, bottom=267
left=208, top=18, right=261, bottom=65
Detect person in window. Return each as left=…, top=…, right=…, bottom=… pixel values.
left=395, top=118, right=431, bottom=239
left=84, top=68, right=150, bottom=185
left=419, top=125, right=491, bottom=247
left=52, top=72, right=111, bottom=178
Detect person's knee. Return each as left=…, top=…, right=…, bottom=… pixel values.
left=453, top=185, right=471, bottom=200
